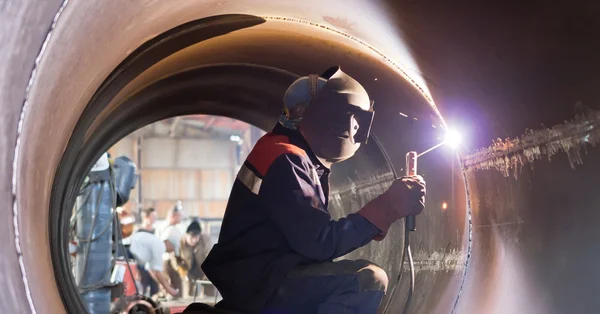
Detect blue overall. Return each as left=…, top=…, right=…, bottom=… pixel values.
left=202, top=123, right=386, bottom=313
left=262, top=259, right=387, bottom=314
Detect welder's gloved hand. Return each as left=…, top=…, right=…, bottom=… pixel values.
left=358, top=175, right=426, bottom=241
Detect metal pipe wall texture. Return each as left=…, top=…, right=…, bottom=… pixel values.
left=1, top=1, right=599, bottom=313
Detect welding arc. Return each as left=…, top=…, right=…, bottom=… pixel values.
left=370, top=135, right=415, bottom=314
left=417, top=141, right=446, bottom=158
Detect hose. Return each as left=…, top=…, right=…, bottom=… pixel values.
left=75, top=161, right=153, bottom=314
left=78, top=210, right=116, bottom=243
left=70, top=185, right=92, bottom=231
left=382, top=216, right=415, bottom=314
left=371, top=134, right=415, bottom=314
left=109, top=162, right=139, bottom=296
left=114, top=215, right=139, bottom=296
left=402, top=230, right=415, bottom=314
left=78, top=184, right=103, bottom=287
left=78, top=166, right=118, bottom=291
left=110, top=167, right=158, bottom=314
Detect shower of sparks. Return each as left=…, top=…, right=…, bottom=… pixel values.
left=462, top=104, right=600, bottom=178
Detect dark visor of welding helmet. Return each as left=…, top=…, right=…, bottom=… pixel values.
left=351, top=100, right=375, bottom=144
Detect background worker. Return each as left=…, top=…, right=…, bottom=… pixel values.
left=129, top=207, right=179, bottom=297
left=176, top=220, right=213, bottom=298
left=201, top=66, right=426, bottom=314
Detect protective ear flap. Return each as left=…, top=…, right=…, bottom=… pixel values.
left=308, top=74, right=319, bottom=101
left=280, top=75, right=328, bottom=130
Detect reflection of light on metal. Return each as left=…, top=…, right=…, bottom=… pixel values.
left=374, top=78, right=378, bottom=81
left=445, top=129, right=462, bottom=149
left=417, top=129, right=462, bottom=157
left=487, top=236, right=551, bottom=313
left=69, top=241, right=78, bottom=257
left=413, top=117, right=418, bottom=121
left=356, top=3, right=440, bottom=120
left=262, top=12, right=444, bottom=126
left=442, top=202, right=448, bottom=211
left=399, top=112, right=408, bottom=117
left=582, top=134, right=590, bottom=142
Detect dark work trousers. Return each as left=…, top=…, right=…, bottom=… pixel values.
left=119, top=247, right=159, bottom=297
left=164, top=259, right=183, bottom=298
left=138, top=264, right=159, bottom=297
left=261, top=259, right=388, bottom=314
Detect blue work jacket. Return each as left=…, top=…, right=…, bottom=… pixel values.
left=202, top=123, right=379, bottom=313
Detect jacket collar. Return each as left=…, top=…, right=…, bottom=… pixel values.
left=272, top=123, right=330, bottom=173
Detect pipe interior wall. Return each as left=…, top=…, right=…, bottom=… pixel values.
left=1, top=1, right=599, bottom=313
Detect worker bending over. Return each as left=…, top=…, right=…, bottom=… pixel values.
left=129, top=207, right=179, bottom=297
left=201, top=66, right=426, bottom=314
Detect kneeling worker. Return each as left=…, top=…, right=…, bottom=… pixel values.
left=177, top=220, right=213, bottom=298
left=201, top=66, right=426, bottom=313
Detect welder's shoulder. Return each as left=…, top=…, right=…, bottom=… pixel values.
left=247, top=133, right=309, bottom=177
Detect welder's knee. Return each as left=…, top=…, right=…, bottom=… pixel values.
left=355, top=260, right=389, bottom=293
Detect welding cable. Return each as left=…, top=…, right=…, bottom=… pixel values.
left=371, top=134, right=415, bottom=314
left=382, top=212, right=415, bottom=314
left=78, top=169, right=119, bottom=243
left=109, top=164, right=140, bottom=297
left=92, top=168, right=148, bottom=314
left=78, top=183, right=103, bottom=287
left=78, top=167, right=120, bottom=292
left=78, top=184, right=121, bottom=292
left=70, top=185, right=92, bottom=232
left=402, top=229, right=415, bottom=314
left=114, top=215, right=140, bottom=296
left=78, top=210, right=117, bottom=243
left=110, top=167, right=162, bottom=314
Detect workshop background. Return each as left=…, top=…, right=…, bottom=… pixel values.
left=109, top=115, right=265, bottom=242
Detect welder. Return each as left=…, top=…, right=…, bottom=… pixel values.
left=200, top=66, right=426, bottom=314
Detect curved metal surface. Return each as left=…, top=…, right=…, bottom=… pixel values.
left=0, top=1, right=599, bottom=314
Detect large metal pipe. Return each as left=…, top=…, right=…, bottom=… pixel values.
left=1, top=2, right=599, bottom=314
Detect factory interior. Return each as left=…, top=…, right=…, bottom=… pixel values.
left=1, top=1, right=599, bottom=314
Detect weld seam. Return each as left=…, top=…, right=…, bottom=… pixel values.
left=451, top=163, right=473, bottom=314
left=11, top=1, right=70, bottom=313
left=462, top=108, right=600, bottom=176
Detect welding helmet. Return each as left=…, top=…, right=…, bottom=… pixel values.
left=112, top=156, right=137, bottom=207
left=279, top=75, right=328, bottom=130
left=298, top=66, right=375, bottom=164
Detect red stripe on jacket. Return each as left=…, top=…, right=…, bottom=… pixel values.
left=247, top=133, right=308, bottom=177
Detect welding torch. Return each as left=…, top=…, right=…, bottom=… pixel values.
left=406, top=139, right=452, bottom=231
left=383, top=129, right=462, bottom=314
left=405, top=151, right=418, bottom=231
left=397, top=150, right=433, bottom=314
